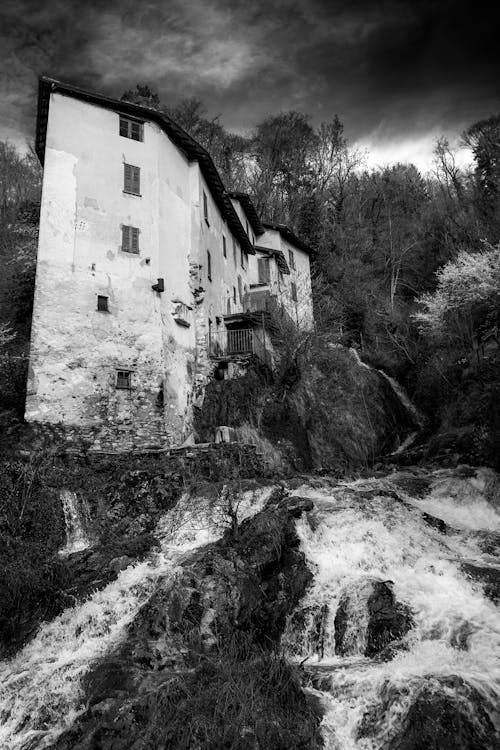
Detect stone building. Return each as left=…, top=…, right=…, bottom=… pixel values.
left=26, top=77, right=314, bottom=450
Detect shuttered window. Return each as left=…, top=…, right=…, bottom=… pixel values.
left=288, top=249, right=296, bottom=270
left=291, top=281, right=298, bottom=302
left=122, top=225, right=139, bottom=253
left=124, top=163, right=141, bottom=195
left=207, top=249, right=212, bottom=281
left=233, top=286, right=237, bottom=303
left=258, top=257, right=270, bottom=284
left=203, top=191, right=209, bottom=224
left=119, top=116, right=143, bottom=142
left=97, top=295, right=109, bottom=312
left=116, top=370, right=132, bottom=389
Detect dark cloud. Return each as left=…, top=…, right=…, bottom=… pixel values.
left=1, top=0, right=499, bottom=168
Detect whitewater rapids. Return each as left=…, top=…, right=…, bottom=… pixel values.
left=284, top=467, right=500, bottom=748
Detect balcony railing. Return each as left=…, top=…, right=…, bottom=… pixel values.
left=208, top=328, right=254, bottom=358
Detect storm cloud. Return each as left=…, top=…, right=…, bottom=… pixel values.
left=1, top=0, right=498, bottom=169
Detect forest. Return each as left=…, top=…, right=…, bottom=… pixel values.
left=1, top=86, right=500, bottom=465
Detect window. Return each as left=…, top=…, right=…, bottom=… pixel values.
left=124, top=163, right=140, bottom=195
left=207, top=249, right=212, bottom=281
left=122, top=225, right=139, bottom=253
left=203, top=191, right=209, bottom=225
left=233, top=286, right=237, bottom=303
left=240, top=247, right=246, bottom=270
left=288, top=249, right=296, bottom=270
left=238, top=275, right=243, bottom=302
left=233, top=239, right=237, bottom=266
left=258, top=257, right=270, bottom=284
left=119, top=116, right=143, bottom=142
left=291, top=281, right=297, bottom=302
left=97, top=295, right=109, bottom=312
left=116, top=370, right=132, bottom=389
left=222, top=235, right=227, bottom=258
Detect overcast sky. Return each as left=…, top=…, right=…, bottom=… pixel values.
left=1, top=0, right=498, bottom=172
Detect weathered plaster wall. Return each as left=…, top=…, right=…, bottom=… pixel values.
left=26, top=93, right=196, bottom=449
left=254, top=229, right=314, bottom=328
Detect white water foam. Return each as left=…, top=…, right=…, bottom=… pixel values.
left=284, top=475, right=500, bottom=748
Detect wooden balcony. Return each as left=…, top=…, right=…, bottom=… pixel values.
left=208, top=328, right=271, bottom=369
left=208, top=328, right=254, bottom=358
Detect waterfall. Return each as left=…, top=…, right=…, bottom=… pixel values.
left=346, top=346, right=425, bottom=429
left=283, top=470, right=500, bottom=748
left=59, top=490, right=91, bottom=556
left=0, top=486, right=271, bottom=750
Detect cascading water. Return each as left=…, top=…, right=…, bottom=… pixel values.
left=0, top=487, right=270, bottom=750
left=283, top=469, right=500, bottom=748
left=59, top=490, right=91, bottom=556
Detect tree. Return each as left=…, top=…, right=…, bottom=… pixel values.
left=463, top=115, right=500, bottom=239
left=414, top=242, right=500, bottom=351
left=120, top=84, right=161, bottom=109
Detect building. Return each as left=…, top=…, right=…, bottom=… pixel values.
left=26, top=77, right=315, bottom=451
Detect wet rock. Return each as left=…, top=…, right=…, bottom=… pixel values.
left=335, top=579, right=413, bottom=658
left=461, top=562, right=500, bottom=603
left=287, top=603, right=329, bottom=658
left=357, top=675, right=500, bottom=749
left=422, top=512, right=450, bottom=534
left=54, top=501, right=320, bottom=750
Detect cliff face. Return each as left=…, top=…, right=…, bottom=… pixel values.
left=196, top=345, right=418, bottom=473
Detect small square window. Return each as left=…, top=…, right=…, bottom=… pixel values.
left=119, top=116, right=144, bottom=142
left=97, top=295, right=109, bottom=312
left=122, top=225, right=140, bottom=253
left=124, top=163, right=141, bottom=195
left=116, top=370, right=132, bottom=389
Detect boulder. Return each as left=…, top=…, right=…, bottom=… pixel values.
left=335, top=579, right=413, bottom=658
left=357, top=675, right=500, bottom=750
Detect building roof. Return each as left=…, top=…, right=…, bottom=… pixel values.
left=228, top=192, right=265, bottom=236
left=35, top=77, right=255, bottom=255
left=261, top=221, right=316, bottom=256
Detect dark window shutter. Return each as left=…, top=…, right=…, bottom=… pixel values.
left=233, top=286, right=236, bottom=303
left=238, top=275, right=242, bottom=301
left=132, top=166, right=140, bottom=194
left=223, top=235, right=227, bottom=258
left=207, top=249, right=212, bottom=280
left=131, top=227, right=139, bottom=253
left=233, top=240, right=237, bottom=266
left=291, top=282, right=297, bottom=302
left=258, top=258, right=270, bottom=284
left=124, top=163, right=132, bottom=192
left=131, top=121, right=142, bottom=141
left=119, top=117, right=129, bottom=137
left=122, top=225, right=130, bottom=250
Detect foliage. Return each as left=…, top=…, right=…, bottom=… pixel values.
left=414, top=242, right=500, bottom=349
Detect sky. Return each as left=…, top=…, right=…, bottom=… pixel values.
left=1, top=0, right=498, bottom=172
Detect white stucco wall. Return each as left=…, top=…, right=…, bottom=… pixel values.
left=253, top=228, right=314, bottom=328
left=26, top=93, right=197, bottom=447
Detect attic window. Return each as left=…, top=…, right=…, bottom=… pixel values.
left=288, top=249, right=296, bottom=270
left=122, top=225, right=139, bottom=253
left=97, top=295, right=109, bottom=312
left=203, top=191, right=209, bottom=225
left=119, top=116, right=143, bottom=142
left=116, top=370, right=132, bottom=389
left=124, top=163, right=141, bottom=195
